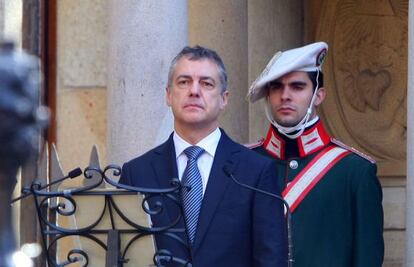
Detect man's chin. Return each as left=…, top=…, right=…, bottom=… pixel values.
left=274, top=119, right=300, bottom=128
left=179, top=116, right=209, bottom=127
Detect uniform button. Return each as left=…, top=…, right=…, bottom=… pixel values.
left=289, top=160, right=298, bottom=169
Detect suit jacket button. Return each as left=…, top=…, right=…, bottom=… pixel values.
left=289, top=160, right=298, bottom=169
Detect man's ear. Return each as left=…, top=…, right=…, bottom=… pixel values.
left=314, top=87, right=326, bottom=107
left=220, top=91, right=229, bottom=109
left=166, top=87, right=172, bottom=107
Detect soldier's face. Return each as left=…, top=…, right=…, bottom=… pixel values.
left=166, top=57, right=228, bottom=133
left=267, top=71, right=325, bottom=127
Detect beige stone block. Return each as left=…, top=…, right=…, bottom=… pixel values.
left=56, top=89, right=107, bottom=187
left=383, top=187, right=405, bottom=229
left=380, top=177, right=406, bottom=187
left=383, top=262, right=403, bottom=267
left=384, top=230, right=405, bottom=266
left=58, top=0, right=108, bottom=87
left=3, top=0, right=22, bottom=46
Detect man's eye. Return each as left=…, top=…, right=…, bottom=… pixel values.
left=292, top=85, right=304, bottom=90
left=177, top=80, right=190, bottom=88
left=268, top=84, right=281, bottom=91
left=201, top=81, right=214, bottom=88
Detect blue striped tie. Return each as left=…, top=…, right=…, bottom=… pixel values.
left=182, top=146, right=204, bottom=245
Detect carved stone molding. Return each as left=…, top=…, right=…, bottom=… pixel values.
left=314, top=0, right=408, bottom=176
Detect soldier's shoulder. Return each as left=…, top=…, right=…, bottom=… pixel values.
left=331, top=138, right=376, bottom=164
left=244, top=138, right=264, bottom=149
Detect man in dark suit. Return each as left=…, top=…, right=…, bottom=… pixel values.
left=120, top=46, right=287, bottom=267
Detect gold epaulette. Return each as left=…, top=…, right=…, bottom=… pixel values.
left=331, top=138, right=376, bottom=164
left=244, top=139, right=264, bottom=149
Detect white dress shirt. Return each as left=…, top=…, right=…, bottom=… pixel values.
left=173, top=128, right=221, bottom=195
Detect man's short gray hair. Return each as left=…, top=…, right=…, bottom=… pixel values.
left=167, top=45, right=228, bottom=93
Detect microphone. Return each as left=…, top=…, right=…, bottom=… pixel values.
left=67, top=168, right=83, bottom=178
left=11, top=167, right=83, bottom=203
left=223, top=165, right=294, bottom=267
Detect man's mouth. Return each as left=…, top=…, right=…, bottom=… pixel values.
left=184, top=103, right=203, bottom=109
left=278, top=106, right=295, bottom=113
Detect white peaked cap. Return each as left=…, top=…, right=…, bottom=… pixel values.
left=247, top=42, right=328, bottom=102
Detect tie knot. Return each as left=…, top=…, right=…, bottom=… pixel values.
left=184, top=146, right=204, bottom=160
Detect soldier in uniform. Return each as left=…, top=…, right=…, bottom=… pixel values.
left=247, top=42, right=384, bottom=267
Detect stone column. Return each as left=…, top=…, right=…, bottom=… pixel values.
left=247, top=0, right=303, bottom=142
left=188, top=1, right=248, bottom=143
left=406, top=2, right=414, bottom=266
left=107, top=0, right=187, bottom=165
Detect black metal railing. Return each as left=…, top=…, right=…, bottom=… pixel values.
left=23, top=164, right=191, bottom=267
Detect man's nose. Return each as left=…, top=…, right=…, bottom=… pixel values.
left=189, top=81, right=201, bottom=95
left=280, top=87, right=291, bottom=100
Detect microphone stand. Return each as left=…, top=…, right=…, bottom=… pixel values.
left=224, top=168, right=294, bottom=267
left=177, top=182, right=194, bottom=266
left=11, top=167, right=83, bottom=204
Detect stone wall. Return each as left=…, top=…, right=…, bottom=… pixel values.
left=306, top=0, right=408, bottom=265
left=56, top=0, right=108, bottom=181
left=54, top=1, right=405, bottom=265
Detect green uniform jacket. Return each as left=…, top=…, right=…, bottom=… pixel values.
left=252, top=129, right=384, bottom=267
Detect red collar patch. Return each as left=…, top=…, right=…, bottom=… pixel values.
left=263, top=126, right=285, bottom=159
left=263, top=121, right=331, bottom=159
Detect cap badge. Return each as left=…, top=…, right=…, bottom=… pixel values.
left=316, top=48, right=327, bottom=67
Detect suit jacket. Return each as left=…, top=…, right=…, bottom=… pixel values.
left=120, top=130, right=287, bottom=267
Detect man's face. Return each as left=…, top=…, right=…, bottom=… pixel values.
left=267, top=71, right=325, bottom=127
left=167, top=57, right=228, bottom=132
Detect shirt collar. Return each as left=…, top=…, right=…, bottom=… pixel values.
left=173, top=128, right=221, bottom=158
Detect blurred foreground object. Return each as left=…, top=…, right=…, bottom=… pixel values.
left=0, top=41, right=49, bottom=266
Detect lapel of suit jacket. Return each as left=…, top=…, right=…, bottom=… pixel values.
left=150, top=134, right=185, bottom=228
left=151, top=134, right=178, bottom=187
left=192, top=129, right=241, bottom=253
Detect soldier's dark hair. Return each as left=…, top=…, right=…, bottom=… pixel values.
left=307, top=71, right=324, bottom=90
left=167, top=45, right=228, bottom=93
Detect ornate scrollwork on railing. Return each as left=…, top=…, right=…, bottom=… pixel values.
left=28, top=164, right=191, bottom=267
left=153, top=249, right=193, bottom=267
